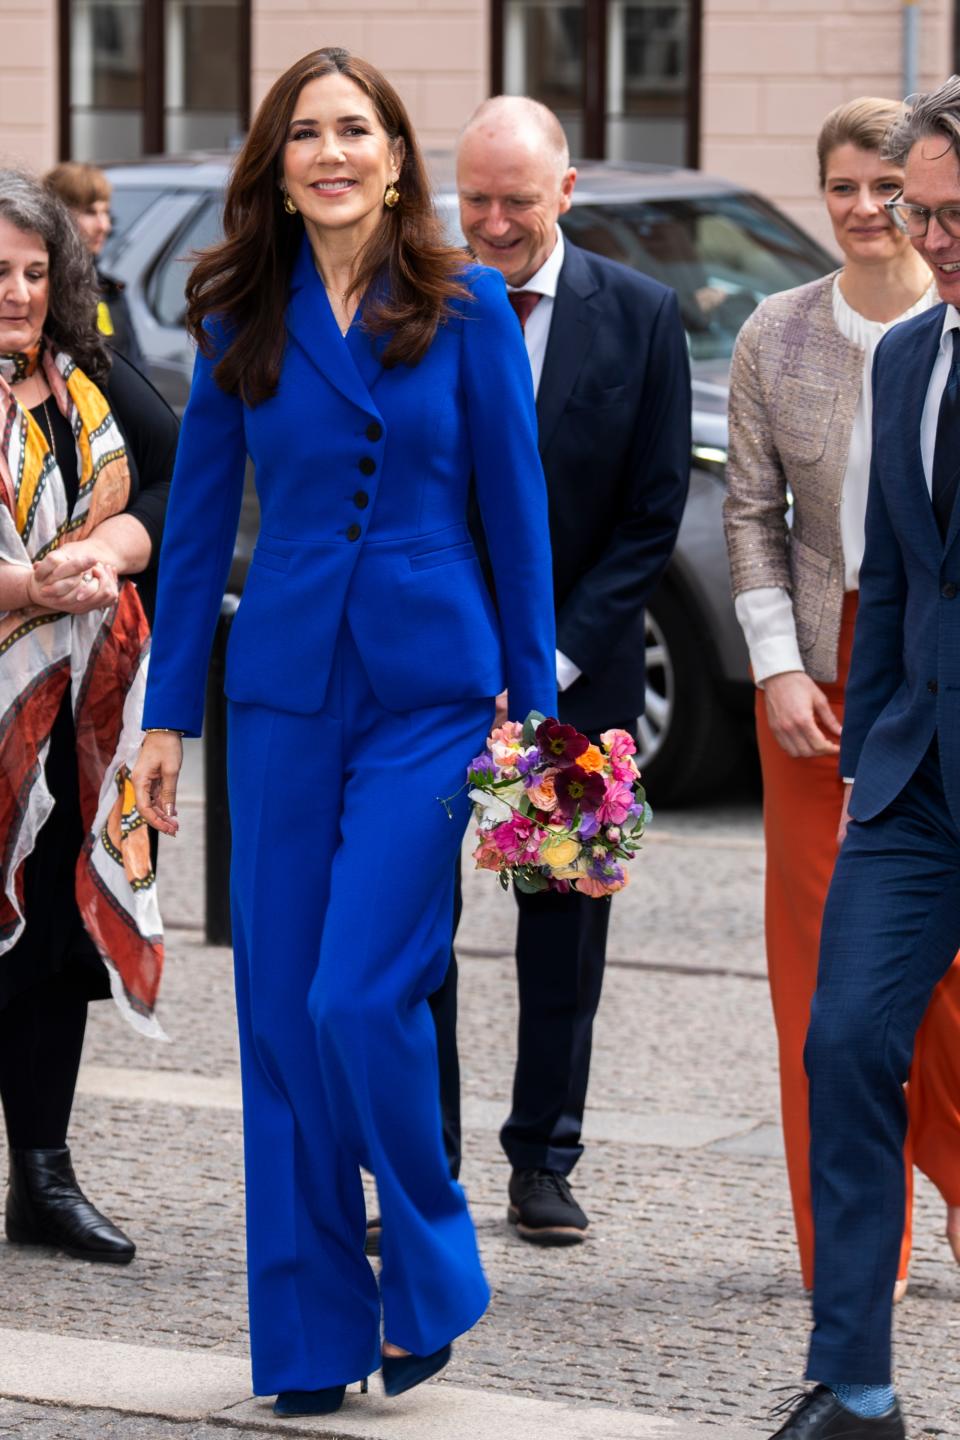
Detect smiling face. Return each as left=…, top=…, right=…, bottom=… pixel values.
left=457, top=125, right=576, bottom=288
left=0, top=216, right=49, bottom=355
left=903, top=137, right=960, bottom=307
left=280, top=73, right=403, bottom=245
left=71, top=198, right=112, bottom=256
left=823, top=143, right=908, bottom=265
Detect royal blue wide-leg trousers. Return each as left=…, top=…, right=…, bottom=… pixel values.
left=227, top=624, right=492, bottom=1395
left=805, top=740, right=960, bottom=1386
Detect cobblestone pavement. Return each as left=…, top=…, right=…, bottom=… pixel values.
left=1, top=761, right=958, bottom=1438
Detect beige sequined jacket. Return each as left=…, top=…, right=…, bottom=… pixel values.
left=723, top=272, right=862, bottom=682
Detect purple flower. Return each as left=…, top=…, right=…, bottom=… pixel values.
left=468, top=753, right=495, bottom=777
left=578, top=812, right=600, bottom=841
left=554, top=765, right=606, bottom=821
left=535, top=718, right=590, bottom=768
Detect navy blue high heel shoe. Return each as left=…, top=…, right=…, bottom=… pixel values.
left=273, top=1377, right=368, bottom=1416
left=381, top=1343, right=451, bottom=1397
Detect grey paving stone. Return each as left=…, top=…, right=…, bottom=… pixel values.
left=2, top=794, right=957, bottom=1438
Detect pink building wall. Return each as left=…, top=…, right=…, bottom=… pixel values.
left=0, top=0, right=57, bottom=173
left=252, top=0, right=489, bottom=150
left=0, top=0, right=954, bottom=252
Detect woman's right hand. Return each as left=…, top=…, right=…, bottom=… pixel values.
left=132, top=733, right=183, bottom=836
left=763, top=670, right=842, bottom=758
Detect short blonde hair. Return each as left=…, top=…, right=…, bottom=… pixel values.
left=43, top=161, right=111, bottom=210
left=816, top=97, right=904, bottom=189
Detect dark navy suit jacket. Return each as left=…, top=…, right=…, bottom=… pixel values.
left=537, top=240, right=690, bottom=732
left=841, top=301, right=960, bottom=828
left=142, top=235, right=557, bottom=735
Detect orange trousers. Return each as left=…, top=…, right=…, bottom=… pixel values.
left=756, top=592, right=960, bottom=1289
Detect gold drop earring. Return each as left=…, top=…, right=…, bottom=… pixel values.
left=282, top=189, right=298, bottom=215
left=384, top=181, right=400, bottom=209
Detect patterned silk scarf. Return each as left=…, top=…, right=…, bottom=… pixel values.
left=0, top=345, right=165, bottom=1037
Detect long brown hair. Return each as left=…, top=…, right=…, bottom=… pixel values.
left=186, top=47, right=469, bottom=405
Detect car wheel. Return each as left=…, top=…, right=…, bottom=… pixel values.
left=638, top=585, right=746, bottom=807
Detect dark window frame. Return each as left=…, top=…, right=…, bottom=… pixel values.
left=57, top=0, right=251, bottom=160
left=490, top=0, right=702, bottom=168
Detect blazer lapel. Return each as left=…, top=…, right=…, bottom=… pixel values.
left=899, top=306, right=948, bottom=554
left=286, top=232, right=377, bottom=415
left=536, top=242, right=602, bottom=453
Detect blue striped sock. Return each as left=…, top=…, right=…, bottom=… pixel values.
left=832, top=1383, right=896, bottom=1418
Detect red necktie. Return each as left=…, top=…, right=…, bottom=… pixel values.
left=508, top=291, right=542, bottom=333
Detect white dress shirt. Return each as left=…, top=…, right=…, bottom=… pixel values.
left=920, top=302, right=960, bottom=493
left=507, top=227, right=565, bottom=400
left=506, top=229, right=580, bottom=692
left=735, top=277, right=938, bottom=685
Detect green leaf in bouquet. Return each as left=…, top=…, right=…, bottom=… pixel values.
left=522, top=710, right=547, bottom=748
left=514, top=868, right=549, bottom=895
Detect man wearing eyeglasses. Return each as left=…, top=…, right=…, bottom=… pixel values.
left=768, top=77, right=960, bottom=1440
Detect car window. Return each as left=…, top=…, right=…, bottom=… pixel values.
left=560, top=194, right=831, bottom=361
left=105, top=186, right=167, bottom=247
left=147, top=198, right=223, bottom=328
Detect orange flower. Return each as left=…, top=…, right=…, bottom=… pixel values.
left=526, top=769, right=558, bottom=811
left=577, top=745, right=605, bottom=773
left=473, top=839, right=505, bottom=872
left=575, top=871, right=629, bottom=898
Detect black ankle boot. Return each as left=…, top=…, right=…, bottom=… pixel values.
left=5, top=1148, right=135, bottom=1264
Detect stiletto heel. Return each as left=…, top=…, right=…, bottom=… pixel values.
left=381, top=1342, right=451, bottom=1397
left=273, top=1385, right=347, bottom=1416
left=361, top=1377, right=369, bottom=1394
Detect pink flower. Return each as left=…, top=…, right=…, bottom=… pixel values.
left=576, top=870, right=629, bottom=898
left=601, top=728, right=637, bottom=761
left=601, top=729, right=640, bottom=783
left=605, top=826, right=621, bottom=843
left=492, top=815, right=543, bottom=865
left=597, top=778, right=635, bottom=826
left=489, top=721, right=524, bottom=748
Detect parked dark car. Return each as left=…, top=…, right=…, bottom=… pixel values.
left=103, top=153, right=835, bottom=802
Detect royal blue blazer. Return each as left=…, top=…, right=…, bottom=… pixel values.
left=142, top=235, right=557, bottom=735
left=842, top=301, right=960, bottom=829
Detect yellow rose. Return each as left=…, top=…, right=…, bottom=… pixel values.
left=540, top=834, right=581, bottom=871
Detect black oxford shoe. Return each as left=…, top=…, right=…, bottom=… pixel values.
left=767, top=1385, right=905, bottom=1438
left=507, top=1168, right=588, bottom=1245
left=5, top=1148, right=135, bottom=1264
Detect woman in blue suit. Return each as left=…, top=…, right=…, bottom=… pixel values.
left=132, top=47, right=556, bottom=1419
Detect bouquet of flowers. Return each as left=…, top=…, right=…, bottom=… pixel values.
left=463, top=712, right=651, bottom=898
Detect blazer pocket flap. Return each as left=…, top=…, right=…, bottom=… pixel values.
left=788, top=536, right=832, bottom=653
left=775, top=377, right=837, bottom=465
left=565, top=383, right=628, bottom=413
left=409, top=541, right=477, bottom=572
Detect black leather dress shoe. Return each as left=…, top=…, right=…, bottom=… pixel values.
left=5, top=1148, right=135, bottom=1264
left=767, top=1385, right=906, bottom=1438
left=507, top=1169, right=588, bottom=1245
left=365, top=1216, right=381, bottom=1257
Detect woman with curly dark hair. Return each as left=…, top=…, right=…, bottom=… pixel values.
left=0, top=171, right=176, bottom=1265
left=132, top=47, right=555, bottom=1416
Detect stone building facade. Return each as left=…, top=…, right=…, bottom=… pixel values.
left=1, top=0, right=956, bottom=249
